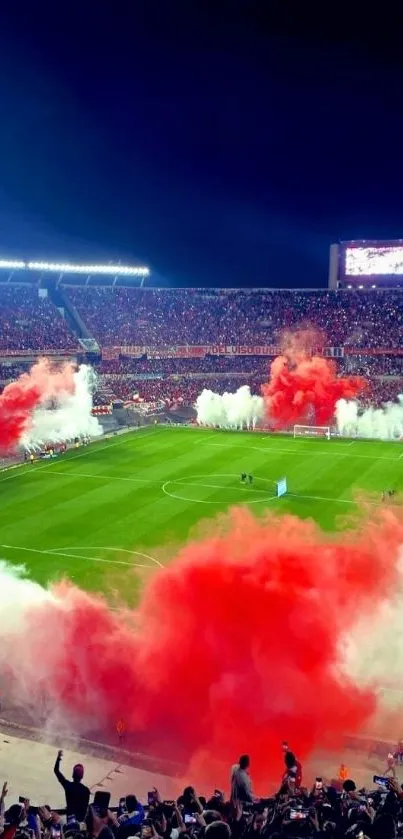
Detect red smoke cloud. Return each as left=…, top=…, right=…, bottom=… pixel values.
left=0, top=358, right=75, bottom=451
left=1, top=507, right=401, bottom=788
left=262, top=333, right=365, bottom=429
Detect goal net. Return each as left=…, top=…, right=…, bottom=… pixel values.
left=294, top=425, right=331, bottom=440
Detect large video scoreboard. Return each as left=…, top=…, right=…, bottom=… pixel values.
left=329, top=240, right=403, bottom=288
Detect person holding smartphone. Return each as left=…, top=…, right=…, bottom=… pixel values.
left=140, top=820, right=163, bottom=839
left=117, top=795, right=145, bottom=831
left=176, top=787, right=203, bottom=816
left=85, top=806, right=115, bottom=839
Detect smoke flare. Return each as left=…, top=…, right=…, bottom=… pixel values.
left=196, top=385, right=264, bottom=429
left=0, top=360, right=101, bottom=451
left=21, top=365, right=102, bottom=449
left=1, top=508, right=402, bottom=787
left=0, top=359, right=75, bottom=451
left=336, top=396, right=403, bottom=440
left=262, top=349, right=364, bottom=429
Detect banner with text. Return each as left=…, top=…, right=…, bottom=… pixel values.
left=113, top=345, right=284, bottom=358
left=102, top=345, right=403, bottom=359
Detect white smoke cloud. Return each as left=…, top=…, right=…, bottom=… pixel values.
left=0, top=560, right=54, bottom=630
left=0, top=561, right=98, bottom=732
left=340, top=550, right=403, bottom=714
left=336, top=395, right=403, bottom=440
left=21, top=365, right=102, bottom=449
left=196, top=385, right=264, bottom=430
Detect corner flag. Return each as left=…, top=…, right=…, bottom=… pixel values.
left=276, top=477, right=287, bottom=498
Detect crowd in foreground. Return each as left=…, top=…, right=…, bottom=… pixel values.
left=2, top=747, right=403, bottom=839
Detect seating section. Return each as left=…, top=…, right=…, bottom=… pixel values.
left=66, top=287, right=403, bottom=348
left=0, top=286, right=77, bottom=351
left=0, top=284, right=402, bottom=409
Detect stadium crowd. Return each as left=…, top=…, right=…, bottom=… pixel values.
left=98, top=356, right=403, bottom=377
left=96, top=375, right=257, bottom=406
left=2, top=748, right=403, bottom=839
left=0, top=285, right=402, bottom=354
left=0, top=283, right=402, bottom=410
left=0, top=287, right=77, bottom=352
left=95, top=365, right=403, bottom=411
left=66, top=287, right=403, bottom=349
left=97, top=358, right=270, bottom=376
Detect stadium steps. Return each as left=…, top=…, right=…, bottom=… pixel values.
left=48, top=284, right=96, bottom=345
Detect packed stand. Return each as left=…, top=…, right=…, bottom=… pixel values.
left=95, top=375, right=258, bottom=406
left=366, top=379, right=403, bottom=408
left=66, top=287, right=403, bottom=349
left=0, top=363, right=31, bottom=382
left=99, top=356, right=403, bottom=379
left=0, top=287, right=77, bottom=352
left=98, top=358, right=270, bottom=376
left=341, top=356, right=403, bottom=377
left=4, top=747, right=403, bottom=839
left=0, top=284, right=401, bottom=354
left=95, top=355, right=403, bottom=409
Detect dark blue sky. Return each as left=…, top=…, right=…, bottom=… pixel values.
left=0, top=3, right=402, bottom=288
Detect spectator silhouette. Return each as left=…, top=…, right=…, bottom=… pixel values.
left=53, top=750, right=90, bottom=821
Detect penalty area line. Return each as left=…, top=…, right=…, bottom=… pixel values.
left=0, top=544, right=156, bottom=568
left=44, top=544, right=163, bottom=569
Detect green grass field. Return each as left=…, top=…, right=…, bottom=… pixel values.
left=0, top=426, right=401, bottom=601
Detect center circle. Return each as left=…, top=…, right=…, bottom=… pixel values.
left=161, top=473, right=277, bottom=505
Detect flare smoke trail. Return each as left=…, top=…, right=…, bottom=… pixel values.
left=0, top=360, right=101, bottom=451
left=262, top=343, right=364, bottom=429
left=21, top=365, right=102, bottom=449
left=0, top=359, right=75, bottom=451
left=196, top=385, right=264, bottom=429
left=336, top=396, right=403, bottom=440
left=1, top=509, right=402, bottom=787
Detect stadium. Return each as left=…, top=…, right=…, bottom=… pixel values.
left=2, top=243, right=403, bottom=834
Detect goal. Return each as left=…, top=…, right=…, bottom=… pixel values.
left=293, top=425, right=331, bottom=440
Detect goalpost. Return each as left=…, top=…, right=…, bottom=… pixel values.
left=293, top=425, right=331, bottom=440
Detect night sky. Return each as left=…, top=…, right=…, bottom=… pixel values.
left=0, top=3, right=402, bottom=288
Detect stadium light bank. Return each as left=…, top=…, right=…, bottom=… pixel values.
left=0, top=259, right=150, bottom=277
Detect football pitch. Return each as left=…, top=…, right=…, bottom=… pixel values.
left=0, top=425, right=401, bottom=601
